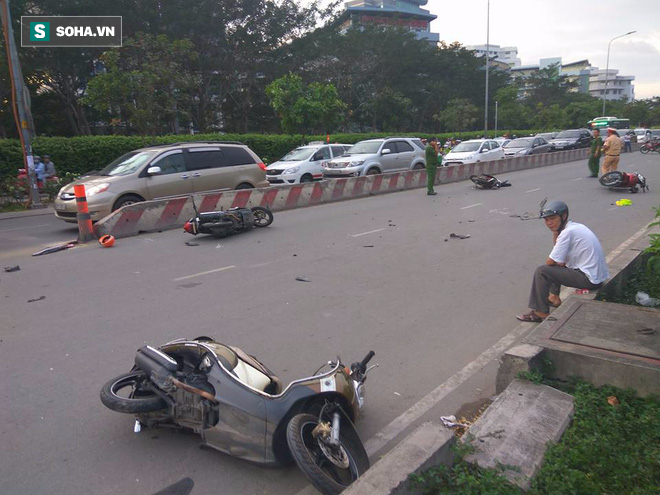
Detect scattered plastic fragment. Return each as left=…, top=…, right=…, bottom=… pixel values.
left=393, top=392, right=401, bottom=397
left=575, top=289, right=590, bottom=295
left=449, top=233, right=470, bottom=239
left=440, top=415, right=470, bottom=428
left=363, top=245, right=374, bottom=248
left=637, top=328, right=656, bottom=335
left=295, top=276, right=311, bottom=282
left=4, top=265, right=20, bottom=272
left=27, top=296, right=46, bottom=303
left=615, top=199, right=632, bottom=206
left=185, top=241, right=199, bottom=246
left=32, top=241, right=77, bottom=256
left=635, top=291, right=660, bottom=307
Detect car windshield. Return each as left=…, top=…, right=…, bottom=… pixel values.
left=451, top=142, right=481, bottom=152
left=345, top=141, right=382, bottom=155
left=635, top=130, right=647, bottom=136
left=555, top=131, right=580, bottom=139
left=279, top=147, right=314, bottom=162
left=505, top=138, right=533, bottom=148
left=98, top=151, right=159, bottom=176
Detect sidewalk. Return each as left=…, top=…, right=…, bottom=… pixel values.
left=0, top=204, right=54, bottom=221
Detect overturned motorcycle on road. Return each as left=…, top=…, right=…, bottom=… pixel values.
left=183, top=199, right=273, bottom=238
left=100, top=337, right=377, bottom=495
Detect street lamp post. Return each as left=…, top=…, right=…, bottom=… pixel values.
left=483, top=0, right=490, bottom=138
left=601, top=30, right=636, bottom=116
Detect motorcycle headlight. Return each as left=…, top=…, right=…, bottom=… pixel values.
left=85, top=183, right=110, bottom=197
left=283, top=166, right=300, bottom=174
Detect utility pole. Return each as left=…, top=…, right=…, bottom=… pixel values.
left=0, top=0, right=42, bottom=208
left=483, top=0, right=490, bottom=138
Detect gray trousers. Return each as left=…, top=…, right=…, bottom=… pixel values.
left=529, top=265, right=603, bottom=313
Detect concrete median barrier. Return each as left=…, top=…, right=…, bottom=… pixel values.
left=95, top=147, right=588, bottom=239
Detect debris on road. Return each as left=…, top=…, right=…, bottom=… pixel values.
left=450, top=233, right=470, bottom=239
left=4, top=265, right=20, bottom=272
left=32, top=241, right=78, bottom=256
left=27, top=296, right=46, bottom=303
left=510, top=212, right=539, bottom=220
left=440, top=415, right=470, bottom=428
left=295, top=276, right=311, bottom=282
left=99, top=234, right=115, bottom=248
left=363, top=245, right=374, bottom=248
left=185, top=241, right=199, bottom=246
left=615, top=199, right=632, bottom=206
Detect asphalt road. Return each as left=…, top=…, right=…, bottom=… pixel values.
left=1, top=152, right=658, bottom=495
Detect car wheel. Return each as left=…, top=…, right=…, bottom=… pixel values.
left=300, top=174, right=313, bottom=183
left=365, top=168, right=380, bottom=175
left=112, top=194, right=143, bottom=212
left=235, top=183, right=253, bottom=190
left=413, top=163, right=424, bottom=170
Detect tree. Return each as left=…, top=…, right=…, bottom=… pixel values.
left=435, top=98, right=479, bottom=133
left=266, top=73, right=345, bottom=134
left=85, top=34, right=200, bottom=135
left=524, top=63, right=578, bottom=109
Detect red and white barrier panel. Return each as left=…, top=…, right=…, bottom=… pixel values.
left=95, top=148, right=589, bottom=239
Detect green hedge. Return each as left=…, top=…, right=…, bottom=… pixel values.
left=0, top=130, right=538, bottom=179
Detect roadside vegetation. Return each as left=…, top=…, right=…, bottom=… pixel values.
left=411, top=380, right=660, bottom=494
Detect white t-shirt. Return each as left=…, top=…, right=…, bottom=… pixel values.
left=549, top=221, right=609, bottom=284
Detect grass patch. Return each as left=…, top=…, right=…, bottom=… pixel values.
left=411, top=382, right=660, bottom=494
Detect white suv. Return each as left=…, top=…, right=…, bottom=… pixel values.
left=266, top=143, right=351, bottom=184
left=323, top=137, right=426, bottom=178
left=443, top=139, right=504, bottom=166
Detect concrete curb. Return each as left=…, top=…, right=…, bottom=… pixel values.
left=95, top=148, right=588, bottom=239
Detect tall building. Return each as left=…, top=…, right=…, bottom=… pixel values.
left=339, top=0, right=439, bottom=42
left=589, top=68, right=635, bottom=102
left=465, top=44, right=521, bottom=67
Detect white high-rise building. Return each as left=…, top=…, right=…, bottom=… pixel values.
left=589, top=68, right=635, bottom=102
left=465, top=44, right=521, bottom=67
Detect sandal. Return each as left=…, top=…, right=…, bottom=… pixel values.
left=516, top=312, right=544, bottom=323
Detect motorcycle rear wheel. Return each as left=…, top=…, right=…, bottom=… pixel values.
left=599, top=171, right=624, bottom=188
left=251, top=207, right=274, bottom=227
left=286, top=413, right=369, bottom=495
left=640, top=145, right=649, bottom=154
left=100, top=371, right=167, bottom=413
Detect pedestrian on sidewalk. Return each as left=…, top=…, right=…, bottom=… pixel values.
left=601, top=128, right=622, bottom=175
left=34, top=155, right=45, bottom=189
left=43, top=155, right=57, bottom=179
left=425, top=137, right=440, bottom=196
left=587, top=129, right=602, bottom=177
left=516, top=201, right=609, bottom=323
left=623, top=133, right=632, bottom=153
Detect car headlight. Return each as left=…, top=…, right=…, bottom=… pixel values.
left=283, top=166, right=300, bottom=174
left=518, top=149, right=528, bottom=155
left=85, top=183, right=110, bottom=197
left=348, top=161, right=364, bottom=167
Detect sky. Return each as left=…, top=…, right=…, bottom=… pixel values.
left=426, top=0, right=660, bottom=99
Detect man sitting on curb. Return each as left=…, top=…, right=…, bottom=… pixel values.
left=516, top=201, right=609, bottom=323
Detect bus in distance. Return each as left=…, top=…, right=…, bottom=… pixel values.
left=587, top=117, right=630, bottom=131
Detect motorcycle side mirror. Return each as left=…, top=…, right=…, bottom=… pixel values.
left=147, top=166, right=162, bottom=175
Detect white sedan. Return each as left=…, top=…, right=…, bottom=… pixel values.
left=443, top=139, right=504, bottom=166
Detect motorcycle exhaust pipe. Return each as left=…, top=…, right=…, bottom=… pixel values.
left=330, top=412, right=340, bottom=446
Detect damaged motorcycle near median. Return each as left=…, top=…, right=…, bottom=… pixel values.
left=100, top=337, right=377, bottom=495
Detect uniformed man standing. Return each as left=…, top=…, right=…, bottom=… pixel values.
left=587, top=129, right=602, bottom=177
left=425, top=137, right=441, bottom=196
left=601, top=128, right=622, bottom=175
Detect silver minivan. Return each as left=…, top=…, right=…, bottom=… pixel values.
left=54, top=142, right=269, bottom=223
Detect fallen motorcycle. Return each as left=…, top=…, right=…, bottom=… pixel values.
left=599, top=171, right=649, bottom=193
left=100, top=337, right=376, bottom=495
left=183, top=205, right=273, bottom=238
left=469, top=174, right=511, bottom=189
left=639, top=140, right=660, bottom=154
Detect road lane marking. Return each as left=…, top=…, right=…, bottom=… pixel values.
left=173, top=265, right=235, bottom=281
left=573, top=178, right=583, bottom=181
left=460, top=203, right=482, bottom=210
left=351, top=228, right=386, bottom=237
left=525, top=188, right=541, bottom=193
left=0, top=223, right=50, bottom=232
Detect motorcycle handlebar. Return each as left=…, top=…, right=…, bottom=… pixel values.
left=359, top=351, right=375, bottom=369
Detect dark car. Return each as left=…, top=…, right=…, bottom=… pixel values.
left=548, top=129, right=592, bottom=151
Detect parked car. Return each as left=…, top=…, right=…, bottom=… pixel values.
left=535, top=132, right=557, bottom=141
left=322, top=137, right=426, bottom=178
left=493, top=137, right=511, bottom=147
left=53, top=141, right=268, bottom=223
left=443, top=139, right=504, bottom=166
left=266, top=143, right=351, bottom=184
left=502, top=137, right=550, bottom=156
left=634, top=128, right=652, bottom=144
left=548, top=129, right=592, bottom=151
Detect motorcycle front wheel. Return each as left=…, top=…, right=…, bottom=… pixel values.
left=251, top=207, right=274, bottom=227
left=640, top=145, right=649, bottom=154
left=599, top=171, right=624, bottom=188
left=286, top=413, right=369, bottom=495
left=100, top=371, right=167, bottom=413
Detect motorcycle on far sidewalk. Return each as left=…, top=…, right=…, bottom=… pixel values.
left=100, top=336, right=377, bottom=495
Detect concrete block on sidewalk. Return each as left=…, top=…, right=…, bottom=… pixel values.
left=463, top=379, right=574, bottom=490
left=343, top=422, right=455, bottom=495
left=496, top=344, right=544, bottom=394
